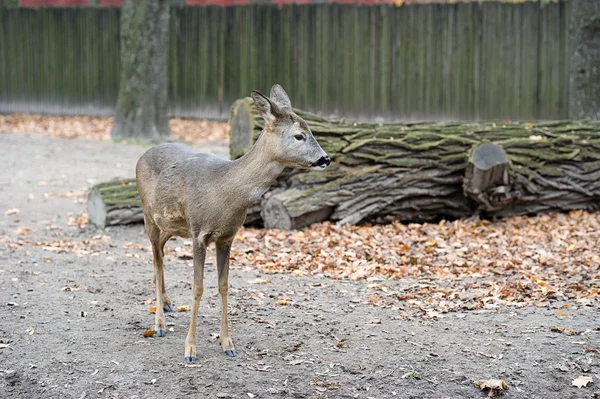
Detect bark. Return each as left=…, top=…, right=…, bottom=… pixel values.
left=230, top=98, right=600, bottom=229
left=87, top=179, right=143, bottom=228
left=569, top=0, right=600, bottom=119
left=112, top=0, right=170, bottom=140
left=91, top=100, right=600, bottom=230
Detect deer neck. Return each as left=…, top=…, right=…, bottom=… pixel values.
left=230, top=132, right=284, bottom=200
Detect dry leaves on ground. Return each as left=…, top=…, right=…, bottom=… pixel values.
left=474, top=379, right=509, bottom=397
left=3, top=206, right=599, bottom=318
left=169, top=118, right=229, bottom=142
left=4, top=235, right=110, bottom=257
left=142, top=329, right=157, bottom=338
left=551, top=327, right=582, bottom=336
left=68, top=211, right=89, bottom=228
left=572, top=375, right=594, bottom=388
left=0, top=114, right=229, bottom=143
left=231, top=210, right=600, bottom=317
left=42, top=188, right=88, bottom=204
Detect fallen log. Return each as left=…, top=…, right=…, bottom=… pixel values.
left=88, top=99, right=600, bottom=230
left=229, top=97, right=600, bottom=229
left=87, top=178, right=143, bottom=228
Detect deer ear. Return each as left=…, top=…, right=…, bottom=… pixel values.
left=270, top=84, right=292, bottom=111
left=251, top=90, right=280, bottom=123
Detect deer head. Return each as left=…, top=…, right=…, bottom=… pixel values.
left=251, top=85, right=330, bottom=170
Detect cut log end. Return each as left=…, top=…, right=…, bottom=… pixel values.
left=229, top=98, right=257, bottom=160
left=472, top=142, right=508, bottom=172
left=88, top=188, right=108, bottom=229
left=464, top=142, right=517, bottom=212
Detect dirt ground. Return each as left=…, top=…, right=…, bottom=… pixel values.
left=1, top=132, right=599, bottom=399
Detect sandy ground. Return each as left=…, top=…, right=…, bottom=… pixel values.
left=1, top=132, right=599, bottom=399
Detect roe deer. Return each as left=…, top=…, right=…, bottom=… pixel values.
left=135, top=85, right=330, bottom=362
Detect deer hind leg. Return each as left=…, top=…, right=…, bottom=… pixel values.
left=217, top=240, right=236, bottom=357
left=184, top=236, right=206, bottom=363
left=157, top=231, right=174, bottom=312
left=147, top=223, right=172, bottom=337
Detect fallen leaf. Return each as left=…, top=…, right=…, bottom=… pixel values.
left=17, top=226, right=35, bottom=235
left=208, top=333, right=219, bottom=343
left=474, top=379, right=509, bottom=397
left=248, top=278, right=271, bottom=284
left=148, top=306, right=157, bottom=314
left=142, top=329, right=156, bottom=337
left=61, top=285, right=87, bottom=292
left=556, top=311, right=568, bottom=317
left=5, top=208, right=20, bottom=215
left=178, top=305, right=189, bottom=312
left=572, top=376, right=594, bottom=388
left=551, top=327, right=582, bottom=336
left=276, top=300, right=292, bottom=306
left=139, top=298, right=154, bottom=305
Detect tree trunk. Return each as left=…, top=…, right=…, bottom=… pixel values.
left=569, top=0, right=600, bottom=119
left=88, top=179, right=143, bottom=228
left=230, top=98, right=600, bottom=229
left=112, top=0, right=170, bottom=140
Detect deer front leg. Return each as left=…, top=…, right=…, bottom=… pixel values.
left=184, top=237, right=206, bottom=363
left=148, top=226, right=171, bottom=336
left=217, top=241, right=236, bottom=357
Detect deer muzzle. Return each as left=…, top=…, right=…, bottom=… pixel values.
left=312, top=156, right=331, bottom=168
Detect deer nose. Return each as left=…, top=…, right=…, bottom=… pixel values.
left=314, top=156, right=330, bottom=167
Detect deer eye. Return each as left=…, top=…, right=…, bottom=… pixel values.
left=294, top=134, right=306, bottom=141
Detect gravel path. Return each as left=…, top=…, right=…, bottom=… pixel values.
left=1, top=133, right=598, bottom=399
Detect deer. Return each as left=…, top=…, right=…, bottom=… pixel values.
left=135, top=85, right=330, bottom=363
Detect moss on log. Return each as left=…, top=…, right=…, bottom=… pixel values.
left=88, top=179, right=143, bottom=228
left=230, top=98, right=600, bottom=229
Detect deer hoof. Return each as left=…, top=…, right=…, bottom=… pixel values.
left=185, top=355, right=196, bottom=364
left=155, top=328, right=166, bottom=337
left=163, top=304, right=175, bottom=312
left=224, top=349, right=237, bottom=357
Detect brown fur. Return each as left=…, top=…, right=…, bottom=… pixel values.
left=135, top=85, right=329, bottom=361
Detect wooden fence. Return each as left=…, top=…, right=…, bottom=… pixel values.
left=0, top=2, right=569, bottom=120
